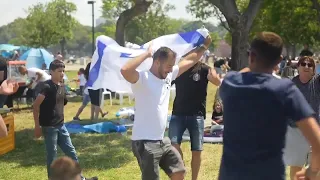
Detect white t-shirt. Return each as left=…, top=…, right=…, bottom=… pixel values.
left=27, top=68, right=51, bottom=82
left=78, top=74, right=86, bottom=86
left=131, top=65, right=179, bottom=140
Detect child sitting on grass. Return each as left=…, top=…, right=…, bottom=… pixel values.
left=211, top=99, right=223, bottom=125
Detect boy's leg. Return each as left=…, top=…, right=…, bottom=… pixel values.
left=57, top=125, right=79, bottom=162
left=74, top=95, right=90, bottom=119
left=186, top=116, right=204, bottom=180
left=42, top=127, right=59, bottom=178
left=57, top=125, right=89, bottom=179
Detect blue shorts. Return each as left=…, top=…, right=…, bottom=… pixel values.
left=168, top=115, right=204, bottom=151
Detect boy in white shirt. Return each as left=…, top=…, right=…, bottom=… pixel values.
left=78, top=68, right=86, bottom=95
left=121, top=35, right=212, bottom=180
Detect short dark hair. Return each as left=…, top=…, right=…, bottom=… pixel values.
left=250, top=32, right=283, bottom=68
left=49, top=60, right=65, bottom=71
left=79, top=68, right=85, bottom=73
left=152, top=47, right=177, bottom=62
left=50, top=156, right=81, bottom=180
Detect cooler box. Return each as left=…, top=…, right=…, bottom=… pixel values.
left=0, top=113, right=15, bottom=155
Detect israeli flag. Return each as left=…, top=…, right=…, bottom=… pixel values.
left=88, top=28, right=209, bottom=93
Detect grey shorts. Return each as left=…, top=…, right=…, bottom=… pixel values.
left=283, top=126, right=310, bottom=167
left=132, top=137, right=185, bottom=180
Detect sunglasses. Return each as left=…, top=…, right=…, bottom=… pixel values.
left=300, top=62, right=313, bottom=68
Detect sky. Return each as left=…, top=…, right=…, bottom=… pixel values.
left=0, top=0, right=218, bottom=26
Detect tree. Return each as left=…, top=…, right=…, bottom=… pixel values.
left=125, top=0, right=176, bottom=44
left=102, top=0, right=154, bottom=46
left=251, top=0, right=320, bottom=56
left=22, top=3, right=57, bottom=48
left=21, top=0, right=77, bottom=50
left=311, top=0, right=320, bottom=22
left=188, top=0, right=263, bottom=70
left=48, top=0, right=77, bottom=56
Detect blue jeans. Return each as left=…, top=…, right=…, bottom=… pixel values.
left=168, top=115, right=204, bottom=151
left=42, top=124, right=81, bottom=178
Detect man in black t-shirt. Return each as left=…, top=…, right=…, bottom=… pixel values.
left=168, top=61, right=220, bottom=180
left=33, top=60, right=97, bottom=180
left=0, top=57, right=8, bottom=107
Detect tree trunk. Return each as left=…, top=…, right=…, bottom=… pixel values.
left=231, top=29, right=250, bottom=70
left=291, top=44, right=296, bottom=58
left=115, top=0, right=153, bottom=46
left=311, top=0, right=320, bottom=23
left=60, top=37, right=66, bottom=58
left=285, top=44, right=290, bottom=57
left=209, top=0, right=263, bottom=70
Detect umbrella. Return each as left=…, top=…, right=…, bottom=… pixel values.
left=19, top=48, right=54, bottom=69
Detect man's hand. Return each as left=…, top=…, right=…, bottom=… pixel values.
left=34, top=126, right=42, bottom=138
left=295, top=166, right=320, bottom=180
left=207, top=68, right=221, bottom=86
left=0, top=80, right=19, bottom=95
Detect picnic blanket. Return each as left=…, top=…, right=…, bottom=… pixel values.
left=65, top=121, right=127, bottom=134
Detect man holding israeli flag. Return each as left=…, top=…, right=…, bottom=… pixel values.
left=120, top=31, right=212, bottom=179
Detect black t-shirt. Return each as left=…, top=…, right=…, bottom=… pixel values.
left=219, top=72, right=315, bottom=180
left=39, top=80, right=68, bottom=127
left=0, top=58, right=7, bottom=84
left=212, top=111, right=223, bottom=120
left=172, top=63, right=209, bottom=118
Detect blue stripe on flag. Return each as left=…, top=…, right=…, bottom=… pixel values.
left=120, top=53, right=132, bottom=58
left=178, top=31, right=205, bottom=47
left=87, top=41, right=107, bottom=87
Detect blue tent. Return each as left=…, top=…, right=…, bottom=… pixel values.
left=19, top=48, right=54, bottom=69
left=0, top=44, right=20, bottom=52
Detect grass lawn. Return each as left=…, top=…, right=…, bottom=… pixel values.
left=0, top=70, right=289, bottom=180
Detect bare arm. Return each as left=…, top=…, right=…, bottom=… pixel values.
left=177, top=36, right=212, bottom=78
left=33, top=94, right=45, bottom=129
left=297, top=117, right=320, bottom=171
left=207, top=68, right=222, bottom=86
left=121, top=44, right=153, bottom=84
left=0, top=116, right=7, bottom=137
left=120, top=52, right=151, bottom=84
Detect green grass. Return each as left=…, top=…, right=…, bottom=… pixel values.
left=0, top=71, right=289, bottom=180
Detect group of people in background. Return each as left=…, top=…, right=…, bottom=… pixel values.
left=1, top=30, right=320, bottom=180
